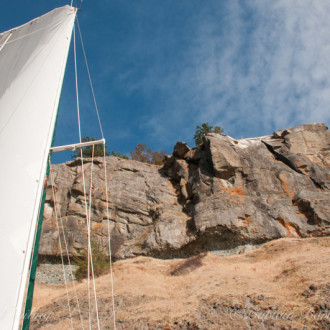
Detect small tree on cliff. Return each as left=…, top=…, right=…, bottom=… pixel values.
left=71, top=136, right=110, bottom=158
left=194, top=122, right=224, bottom=145
left=130, top=143, right=167, bottom=165
left=151, top=150, right=167, bottom=165
left=130, top=143, right=152, bottom=163
left=111, top=150, right=129, bottom=159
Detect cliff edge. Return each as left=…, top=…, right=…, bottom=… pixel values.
left=39, top=123, right=330, bottom=259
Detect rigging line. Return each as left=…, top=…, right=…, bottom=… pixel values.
left=48, top=161, right=85, bottom=329
left=78, top=148, right=98, bottom=330
left=103, top=145, right=117, bottom=329
left=0, top=31, right=12, bottom=52
left=87, top=149, right=92, bottom=329
left=76, top=16, right=104, bottom=139
left=72, top=10, right=101, bottom=329
left=74, top=19, right=93, bottom=328
left=49, top=161, right=74, bottom=330
left=73, top=21, right=82, bottom=143
left=87, top=145, right=101, bottom=330
left=74, top=8, right=101, bottom=329
left=79, top=150, right=92, bottom=330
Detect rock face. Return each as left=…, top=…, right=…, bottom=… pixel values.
left=39, top=123, right=330, bottom=259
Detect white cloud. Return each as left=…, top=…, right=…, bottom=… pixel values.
left=141, top=0, right=330, bottom=144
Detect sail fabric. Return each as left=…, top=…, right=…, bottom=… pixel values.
left=0, top=6, right=76, bottom=329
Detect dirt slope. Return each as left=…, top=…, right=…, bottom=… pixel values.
left=30, top=237, right=329, bottom=329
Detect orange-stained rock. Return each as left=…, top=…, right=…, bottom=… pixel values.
left=39, top=123, right=330, bottom=259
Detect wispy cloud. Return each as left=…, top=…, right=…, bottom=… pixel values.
left=131, top=0, right=330, bottom=146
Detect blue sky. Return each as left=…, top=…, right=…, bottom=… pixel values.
left=1, top=0, right=330, bottom=163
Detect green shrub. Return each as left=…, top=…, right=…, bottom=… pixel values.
left=71, top=136, right=110, bottom=159
left=74, top=240, right=109, bottom=281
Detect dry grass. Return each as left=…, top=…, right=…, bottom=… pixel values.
left=30, top=237, right=330, bottom=329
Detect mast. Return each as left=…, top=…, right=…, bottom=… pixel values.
left=0, top=6, right=76, bottom=329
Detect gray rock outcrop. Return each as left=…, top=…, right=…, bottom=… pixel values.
left=39, top=123, right=330, bottom=259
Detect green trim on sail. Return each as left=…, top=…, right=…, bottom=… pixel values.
left=21, top=163, right=50, bottom=330
left=22, top=102, right=61, bottom=329
left=22, top=92, right=66, bottom=329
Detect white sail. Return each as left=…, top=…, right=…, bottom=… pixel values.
left=0, top=6, right=76, bottom=329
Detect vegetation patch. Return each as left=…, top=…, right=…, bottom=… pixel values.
left=74, top=240, right=110, bottom=281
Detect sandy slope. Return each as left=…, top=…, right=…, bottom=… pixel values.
left=30, top=237, right=329, bottom=329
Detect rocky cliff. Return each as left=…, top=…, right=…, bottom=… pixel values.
left=39, top=123, right=330, bottom=259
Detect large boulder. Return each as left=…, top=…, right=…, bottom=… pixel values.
left=39, top=123, right=330, bottom=259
